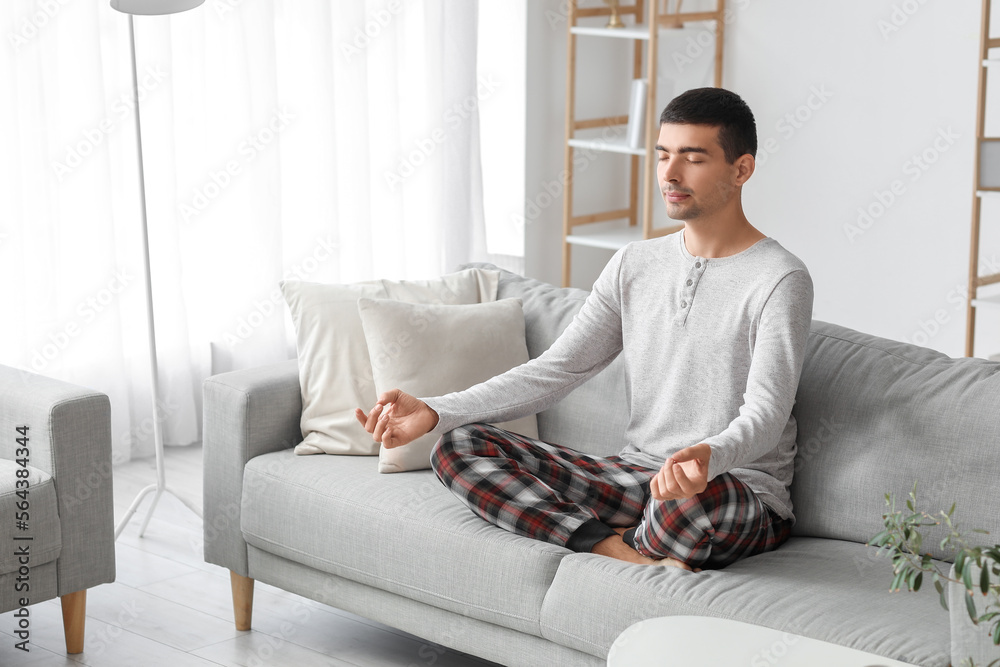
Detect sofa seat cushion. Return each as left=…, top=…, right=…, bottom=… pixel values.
left=240, top=449, right=569, bottom=636
left=539, top=537, right=950, bottom=666
left=0, top=460, right=61, bottom=575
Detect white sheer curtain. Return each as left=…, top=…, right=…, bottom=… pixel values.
left=1, top=0, right=495, bottom=463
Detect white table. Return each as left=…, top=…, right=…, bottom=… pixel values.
left=607, top=616, right=919, bottom=666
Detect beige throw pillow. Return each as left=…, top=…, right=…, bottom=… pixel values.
left=281, top=269, right=499, bottom=456
left=356, top=297, right=539, bottom=473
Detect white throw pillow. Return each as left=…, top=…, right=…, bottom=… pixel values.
left=357, top=297, right=539, bottom=473
left=281, top=269, right=499, bottom=456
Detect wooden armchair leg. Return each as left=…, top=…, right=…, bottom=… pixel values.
left=230, top=570, right=254, bottom=631
left=60, top=590, right=86, bottom=654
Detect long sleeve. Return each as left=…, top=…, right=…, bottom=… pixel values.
left=702, top=268, right=814, bottom=480
left=421, top=246, right=628, bottom=436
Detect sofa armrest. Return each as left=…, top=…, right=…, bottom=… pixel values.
left=949, top=562, right=1000, bottom=667
left=202, top=359, right=302, bottom=576
left=0, top=365, right=115, bottom=596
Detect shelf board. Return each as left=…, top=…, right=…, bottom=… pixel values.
left=568, top=136, right=646, bottom=156
left=570, top=25, right=652, bottom=40
left=972, top=293, right=1000, bottom=309
left=976, top=190, right=1000, bottom=198
left=567, top=223, right=645, bottom=250
left=566, top=220, right=677, bottom=250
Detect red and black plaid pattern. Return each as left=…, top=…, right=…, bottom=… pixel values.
left=629, top=469, right=793, bottom=568
left=430, top=423, right=792, bottom=569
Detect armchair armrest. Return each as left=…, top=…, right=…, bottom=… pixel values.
left=0, top=365, right=115, bottom=597
left=202, top=359, right=302, bottom=576
left=949, top=562, right=1000, bottom=667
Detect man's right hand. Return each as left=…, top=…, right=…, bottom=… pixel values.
left=355, top=389, right=439, bottom=449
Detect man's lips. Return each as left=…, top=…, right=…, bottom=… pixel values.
left=665, top=191, right=691, bottom=203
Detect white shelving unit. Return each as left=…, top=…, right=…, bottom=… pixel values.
left=570, top=25, right=652, bottom=41
left=566, top=219, right=650, bottom=250
left=560, top=0, right=727, bottom=287
left=566, top=136, right=647, bottom=156
left=966, top=0, right=1000, bottom=356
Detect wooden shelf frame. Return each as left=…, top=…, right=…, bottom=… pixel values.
left=967, top=0, right=999, bottom=356
left=560, top=0, right=727, bottom=287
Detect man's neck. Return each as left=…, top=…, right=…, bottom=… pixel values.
left=682, top=216, right=766, bottom=259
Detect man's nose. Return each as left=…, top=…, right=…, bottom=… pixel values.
left=660, top=163, right=680, bottom=183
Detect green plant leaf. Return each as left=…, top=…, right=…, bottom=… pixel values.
left=967, top=590, right=980, bottom=622
left=984, top=565, right=992, bottom=596
left=957, top=550, right=967, bottom=578
left=913, top=571, right=923, bottom=592
left=965, top=561, right=977, bottom=593
left=939, top=586, right=950, bottom=611
left=892, top=568, right=905, bottom=593
left=993, top=620, right=1000, bottom=646
left=869, top=530, right=889, bottom=547
left=973, top=529, right=990, bottom=534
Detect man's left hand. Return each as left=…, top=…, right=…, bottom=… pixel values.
left=650, top=443, right=712, bottom=502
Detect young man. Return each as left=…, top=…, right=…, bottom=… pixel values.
left=356, top=87, right=814, bottom=571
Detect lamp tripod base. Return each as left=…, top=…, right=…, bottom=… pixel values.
left=114, top=482, right=203, bottom=539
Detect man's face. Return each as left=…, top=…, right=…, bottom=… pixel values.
left=655, top=123, right=743, bottom=222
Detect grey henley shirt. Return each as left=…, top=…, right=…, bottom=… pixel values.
left=421, top=229, right=814, bottom=521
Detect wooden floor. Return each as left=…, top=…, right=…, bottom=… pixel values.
left=0, top=445, right=500, bottom=667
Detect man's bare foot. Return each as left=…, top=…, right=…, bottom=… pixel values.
left=592, top=535, right=693, bottom=570
left=654, top=557, right=694, bottom=571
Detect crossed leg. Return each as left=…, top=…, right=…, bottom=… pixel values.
left=430, top=423, right=791, bottom=571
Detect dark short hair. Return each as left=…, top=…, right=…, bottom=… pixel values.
left=659, top=87, right=757, bottom=163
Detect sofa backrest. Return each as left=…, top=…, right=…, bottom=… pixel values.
left=789, top=320, right=1000, bottom=559
left=461, top=263, right=629, bottom=458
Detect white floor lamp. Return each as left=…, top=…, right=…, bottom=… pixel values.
left=111, top=0, right=205, bottom=539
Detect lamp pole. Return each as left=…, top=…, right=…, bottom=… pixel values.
left=111, top=0, right=205, bottom=539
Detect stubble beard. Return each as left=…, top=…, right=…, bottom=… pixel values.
left=664, top=197, right=701, bottom=221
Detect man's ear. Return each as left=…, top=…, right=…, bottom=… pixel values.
left=734, top=153, right=755, bottom=186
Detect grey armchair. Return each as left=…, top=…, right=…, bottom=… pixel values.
left=0, top=364, right=116, bottom=653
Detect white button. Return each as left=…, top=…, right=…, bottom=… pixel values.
left=686, top=279, right=693, bottom=286
left=695, top=262, right=701, bottom=268
left=680, top=300, right=687, bottom=308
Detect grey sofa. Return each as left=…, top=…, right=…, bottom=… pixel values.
left=0, top=365, right=116, bottom=653
left=203, top=263, right=1000, bottom=667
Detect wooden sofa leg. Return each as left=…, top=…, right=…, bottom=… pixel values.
left=231, top=570, right=254, bottom=631
left=60, top=589, right=86, bottom=654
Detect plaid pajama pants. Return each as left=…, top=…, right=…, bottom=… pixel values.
left=429, top=423, right=793, bottom=570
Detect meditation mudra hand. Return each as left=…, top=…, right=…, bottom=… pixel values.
left=650, top=442, right=712, bottom=502
left=355, top=389, right=439, bottom=449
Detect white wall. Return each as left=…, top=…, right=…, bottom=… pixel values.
left=478, top=0, right=526, bottom=258
left=523, top=0, right=998, bottom=359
